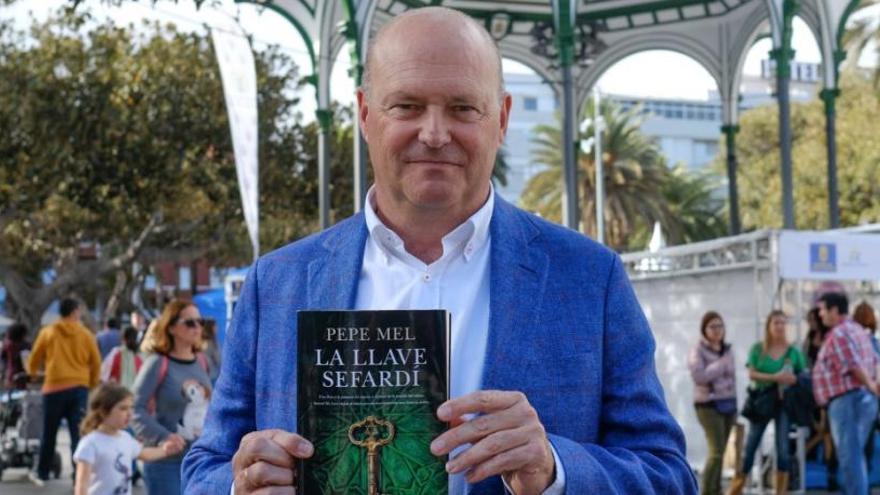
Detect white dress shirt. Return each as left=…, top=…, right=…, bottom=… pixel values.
left=356, top=186, right=564, bottom=495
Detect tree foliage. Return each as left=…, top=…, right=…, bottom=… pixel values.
left=520, top=99, right=725, bottom=251
left=716, top=71, right=880, bottom=230
left=0, top=9, right=355, bottom=329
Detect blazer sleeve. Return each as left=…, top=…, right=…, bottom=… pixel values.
left=547, top=256, right=698, bottom=494
left=182, top=262, right=260, bottom=494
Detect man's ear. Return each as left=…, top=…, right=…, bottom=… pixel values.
left=497, top=92, right=512, bottom=145
left=356, top=88, right=369, bottom=143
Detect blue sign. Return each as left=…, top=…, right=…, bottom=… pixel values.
left=810, top=243, right=837, bottom=273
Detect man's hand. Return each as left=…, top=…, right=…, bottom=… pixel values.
left=159, top=438, right=183, bottom=456
left=430, top=390, right=555, bottom=495
left=164, top=433, right=186, bottom=453
left=232, top=429, right=314, bottom=495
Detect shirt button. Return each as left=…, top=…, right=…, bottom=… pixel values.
left=423, top=274, right=431, bottom=282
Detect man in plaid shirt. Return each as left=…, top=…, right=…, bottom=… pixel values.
left=813, top=292, right=879, bottom=495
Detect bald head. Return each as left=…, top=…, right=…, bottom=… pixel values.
left=361, top=7, right=504, bottom=102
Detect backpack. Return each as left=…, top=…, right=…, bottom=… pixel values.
left=146, top=353, right=209, bottom=415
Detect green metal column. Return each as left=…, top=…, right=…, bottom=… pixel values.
left=316, top=108, right=332, bottom=229
left=554, top=0, right=579, bottom=231
left=341, top=2, right=368, bottom=213
left=820, top=87, right=840, bottom=228
left=770, top=0, right=797, bottom=229
left=721, top=124, right=741, bottom=235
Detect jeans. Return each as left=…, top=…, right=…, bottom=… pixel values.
left=37, top=386, right=88, bottom=480
left=143, top=457, right=182, bottom=495
left=695, top=406, right=735, bottom=495
left=827, top=388, right=878, bottom=495
left=741, top=407, right=791, bottom=474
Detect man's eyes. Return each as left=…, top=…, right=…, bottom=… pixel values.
left=451, top=105, right=478, bottom=113
left=386, top=103, right=482, bottom=117
left=392, top=103, right=419, bottom=111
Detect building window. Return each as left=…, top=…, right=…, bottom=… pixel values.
left=523, top=96, right=538, bottom=111
left=178, top=266, right=192, bottom=291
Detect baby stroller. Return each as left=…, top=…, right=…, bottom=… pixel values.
left=0, top=373, right=61, bottom=481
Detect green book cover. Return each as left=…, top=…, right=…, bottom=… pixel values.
left=297, top=310, right=450, bottom=495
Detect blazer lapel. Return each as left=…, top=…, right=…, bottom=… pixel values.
left=306, top=214, right=368, bottom=309
left=481, top=198, right=549, bottom=390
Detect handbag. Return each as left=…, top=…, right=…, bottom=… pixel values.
left=741, top=385, right=780, bottom=422
left=714, top=398, right=737, bottom=416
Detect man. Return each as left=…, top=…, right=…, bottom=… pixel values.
left=813, top=292, right=879, bottom=495
left=95, top=316, right=121, bottom=359
left=130, top=309, right=148, bottom=345
left=183, top=7, right=695, bottom=494
left=26, top=297, right=101, bottom=486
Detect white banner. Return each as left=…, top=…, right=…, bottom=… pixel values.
left=211, top=19, right=259, bottom=260
left=778, top=230, right=880, bottom=280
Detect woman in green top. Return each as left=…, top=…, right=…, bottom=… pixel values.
left=728, top=310, right=806, bottom=495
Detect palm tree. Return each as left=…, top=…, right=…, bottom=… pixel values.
left=658, top=165, right=728, bottom=244
left=520, top=99, right=673, bottom=250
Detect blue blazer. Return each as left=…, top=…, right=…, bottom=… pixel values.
left=183, top=196, right=697, bottom=494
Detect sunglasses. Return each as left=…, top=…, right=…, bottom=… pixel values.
left=179, top=318, right=205, bottom=329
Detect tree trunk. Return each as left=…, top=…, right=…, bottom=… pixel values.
left=104, top=269, right=128, bottom=321
left=8, top=298, right=49, bottom=339
left=1, top=212, right=160, bottom=339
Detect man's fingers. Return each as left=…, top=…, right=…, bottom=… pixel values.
left=233, top=429, right=312, bottom=494
left=465, top=442, right=539, bottom=484
left=239, top=435, right=298, bottom=470
left=250, top=486, right=296, bottom=495
left=437, top=390, right=525, bottom=421
left=430, top=408, right=523, bottom=455
left=267, top=430, right=314, bottom=459
left=235, top=430, right=313, bottom=471
left=245, top=461, right=296, bottom=487
left=444, top=427, right=530, bottom=474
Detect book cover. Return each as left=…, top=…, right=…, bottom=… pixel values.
left=297, top=310, right=450, bottom=495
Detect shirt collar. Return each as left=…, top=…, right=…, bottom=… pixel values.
left=364, top=184, right=494, bottom=264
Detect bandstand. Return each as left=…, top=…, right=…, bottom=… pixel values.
left=236, top=0, right=864, bottom=236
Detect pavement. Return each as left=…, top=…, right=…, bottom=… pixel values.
left=0, top=425, right=145, bottom=495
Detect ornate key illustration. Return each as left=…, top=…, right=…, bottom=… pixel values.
left=348, top=416, right=396, bottom=495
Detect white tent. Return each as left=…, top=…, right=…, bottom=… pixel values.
left=621, top=225, right=880, bottom=484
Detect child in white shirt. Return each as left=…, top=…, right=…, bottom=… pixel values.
left=74, top=383, right=184, bottom=495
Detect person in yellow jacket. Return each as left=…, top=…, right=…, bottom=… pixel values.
left=26, top=298, right=101, bottom=486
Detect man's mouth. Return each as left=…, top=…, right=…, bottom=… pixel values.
left=405, top=159, right=462, bottom=167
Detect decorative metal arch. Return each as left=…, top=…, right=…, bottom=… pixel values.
left=574, top=33, right=724, bottom=105
left=245, top=0, right=862, bottom=239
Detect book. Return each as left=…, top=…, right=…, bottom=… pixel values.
left=297, top=309, right=450, bottom=495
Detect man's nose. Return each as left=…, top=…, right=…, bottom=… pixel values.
left=418, top=107, right=452, bottom=148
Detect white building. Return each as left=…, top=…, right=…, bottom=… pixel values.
left=610, top=59, right=821, bottom=171
left=498, top=60, right=821, bottom=203
left=497, top=72, right=557, bottom=204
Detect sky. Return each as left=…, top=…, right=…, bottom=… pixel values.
left=2, top=0, right=878, bottom=116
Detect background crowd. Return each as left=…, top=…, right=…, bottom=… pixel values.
left=0, top=297, right=220, bottom=494
left=690, top=293, right=880, bottom=495
left=3, top=290, right=880, bottom=494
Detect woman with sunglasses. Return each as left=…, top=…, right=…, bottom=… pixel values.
left=132, top=299, right=212, bottom=495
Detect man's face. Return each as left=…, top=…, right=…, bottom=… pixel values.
left=818, top=301, right=838, bottom=328
left=357, top=24, right=511, bottom=216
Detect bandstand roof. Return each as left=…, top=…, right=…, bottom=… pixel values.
left=241, top=0, right=863, bottom=234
